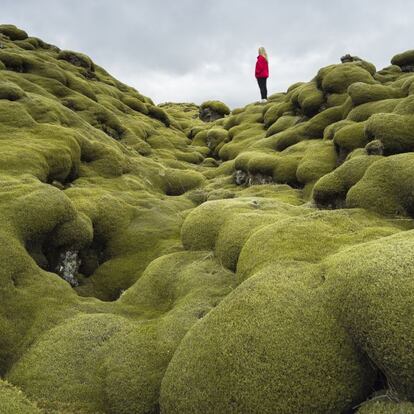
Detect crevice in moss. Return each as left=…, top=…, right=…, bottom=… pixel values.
left=78, top=239, right=107, bottom=277
left=46, top=164, right=79, bottom=189
left=233, top=169, right=303, bottom=189
left=25, top=227, right=110, bottom=294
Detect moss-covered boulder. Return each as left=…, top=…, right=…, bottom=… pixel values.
left=391, top=49, right=414, bottom=72
left=319, top=63, right=376, bottom=94
left=58, top=50, right=95, bottom=71
left=324, top=230, right=414, bottom=400
left=160, top=269, right=374, bottom=414
left=199, top=100, right=230, bottom=121
left=346, top=153, right=414, bottom=216
left=313, top=154, right=382, bottom=208
left=0, top=24, right=28, bottom=40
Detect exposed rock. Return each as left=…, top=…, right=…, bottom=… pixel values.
left=341, top=54, right=362, bottom=63
left=55, top=250, right=80, bottom=287
left=365, top=139, right=384, bottom=155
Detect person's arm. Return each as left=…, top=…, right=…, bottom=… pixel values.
left=255, top=57, right=264, bottom=78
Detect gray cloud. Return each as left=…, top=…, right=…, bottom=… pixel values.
left=2, top=0, right=414, bottom=107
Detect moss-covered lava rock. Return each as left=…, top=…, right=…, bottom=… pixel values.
left=1, top=24, right=414, bottom=413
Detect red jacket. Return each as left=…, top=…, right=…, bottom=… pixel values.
left=255, top=55, right=269, bottom=78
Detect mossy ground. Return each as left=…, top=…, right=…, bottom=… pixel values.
left=1, top=24, right=414, bottom=413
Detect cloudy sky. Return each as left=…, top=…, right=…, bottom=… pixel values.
left=3, top=0, right=413, bottom=107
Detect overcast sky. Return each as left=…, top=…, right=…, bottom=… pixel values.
left=2, top=0, right=413, bottom=107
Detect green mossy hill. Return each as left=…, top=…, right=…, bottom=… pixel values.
left=2, top=25, right=414, bottom=413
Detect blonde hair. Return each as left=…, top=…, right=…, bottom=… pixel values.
left=258, top=47, right=268, bottom=61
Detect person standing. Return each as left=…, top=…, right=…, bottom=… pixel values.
left=255, top=47, right=269, bottom=102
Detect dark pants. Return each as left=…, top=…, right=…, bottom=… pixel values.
left=257, top=77, right=267, bottom=99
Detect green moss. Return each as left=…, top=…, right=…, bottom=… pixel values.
left=391, top=49, right=414, bottom=68
left=326, top=92, right=348, bottom=107
left=0, top=50, right=26, bottom=72
left=346, top=153, right=414, bottom=216
left=160, top=268, right=374, bottom=414
left=163, top=168, right=205, bottom=195
left=3, top=27, right=414, bottom=414
left=348, top=82, right=405, bottom=105
left=347, top=98, right=401, bottom=122
left=237, top=208, right=401, bottom=281
left=206, top=128, right=228, bottom=151
left=303, top=105, right=344, bottom=137
left=320, top=63, right=376, bottom=93
left=181, top=198, right=256, bottom=251
left=8, top=250, right=234, bottom=414
left=233, top=146, right=304, bottom=187
left=296, top=140, right=337, bottom=189
left=297, top=81, right=325, bottom=116
left=0, top=81, right=25, bottom=100
left=200, top=100, right=230, bottom=116
left=287, top=81, right=305, bottom=92
left=8, top=313, right=129, bottom=413
left=13, top=40, right=36, bottom=51
left=66, top=73, right=97, bottom=101
left=268, top=106, right=342, bottom=152
left=374, top=65, right=403, bottom=83
left=324, top=230, right=414, bottom=400
left=263, top=103, right=281, bottom=128
left=364, top=113, right=414, bottom=154
left=57, top=50, right=95, bottom=71
left=266, top=114, right=300, bottom=137
left=313, top=154, right=382, bottom=208
left=357, top=398, right=414, bottom=413
left=333, top=121, right=368, bottom=153
left=121, top=95, right=149, bottom=114
left=0, top=379, right=42, bottom=414
left=0, top=24, right=28, bottom=41
left=400, top=74, right=414, bottom=95
left=323, top=119, right=353, bottom=140
left=215, top=208, right=298, bottom=271
left=218, top=124, right=265, bottom=160
left=147, top=105, right=171, bottom=127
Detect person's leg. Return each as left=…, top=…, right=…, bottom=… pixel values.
left=257, top=78, right=266, bottom=100
left=263, top=77, right=268, bottom=99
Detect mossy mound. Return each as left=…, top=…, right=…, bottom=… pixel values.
left=391, top=49, right=414, bottom=71
left=236, top=208, right=403, bottom=282
left=160, top=269, right=374, bottom=414
left=0, top=24, right=28, bottom=41
left=324, top=230, right=414, bottom=400
left=199, top=100, right=230, bottom=121
left=348, top=82, right=405, bottom=105
left=357, top=398, right=414, bottom=413
left=313, top=154, right=382, bottom=208
left=200, top=100, right=230, bottom=116
left=8, top=250, right=234, bottom=414
left=0, top=379, right=42, bottom=414
left=57, top=50, right=95, bottom=71
left=318, top=62, right=376, bottom=93
left=347, top=153, right=414, bottom=216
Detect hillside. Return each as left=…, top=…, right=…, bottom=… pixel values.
left=1, top=24, right=414, bottom=413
